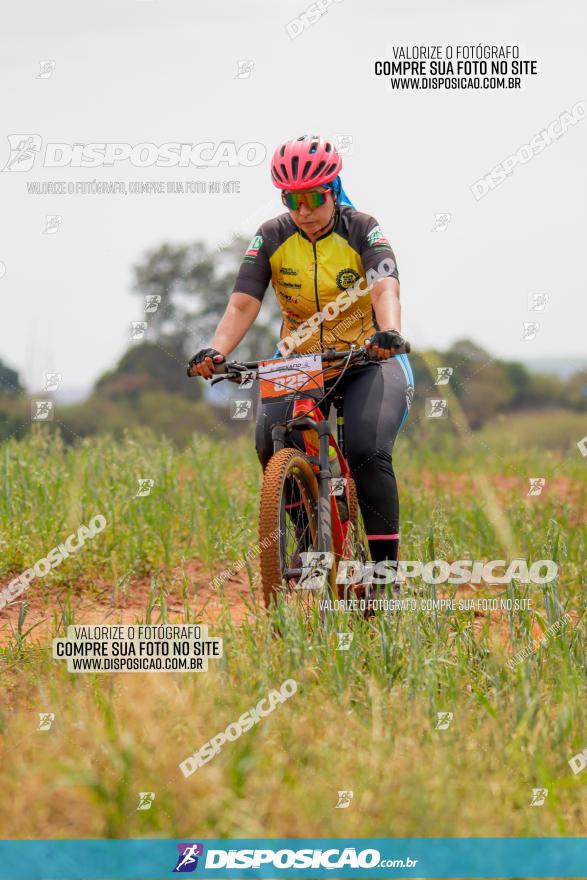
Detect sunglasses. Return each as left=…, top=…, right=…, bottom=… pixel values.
left=281, top=189, right=329, bottom=211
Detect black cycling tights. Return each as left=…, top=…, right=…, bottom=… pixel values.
left=255, top=357, right=413, bottom=563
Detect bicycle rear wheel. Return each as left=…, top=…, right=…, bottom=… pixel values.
left=259, top=447, right=334, bottom=611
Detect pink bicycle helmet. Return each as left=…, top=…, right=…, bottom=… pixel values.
left=271, top=135, right=342, bottom=190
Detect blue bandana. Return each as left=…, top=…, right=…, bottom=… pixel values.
left=323, top=175, right=355, bottom=208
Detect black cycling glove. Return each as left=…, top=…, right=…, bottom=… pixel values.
left=366, top=329, right=405, bottom=351
left=187, top=348, right=225, bottom=376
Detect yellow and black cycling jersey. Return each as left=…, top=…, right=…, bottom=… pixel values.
left=232, top=204, right=399, bottom=354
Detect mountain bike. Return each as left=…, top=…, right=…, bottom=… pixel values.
left=188, top=343, right=410, bottom=621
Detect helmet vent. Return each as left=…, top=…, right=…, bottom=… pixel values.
left=308, top=160, right=326, bottom=180
left=291, top=156, right=299, bottom=179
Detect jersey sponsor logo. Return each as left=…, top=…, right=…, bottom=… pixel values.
left=366, top=224, right=390, bottom=249
left=336, top=268, right=361, bottom=291
left=279, top=266, right=298, bottom=276
left=245, top=234, right=263, bottom=258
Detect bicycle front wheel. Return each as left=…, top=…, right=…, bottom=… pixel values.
left=259, top=447, right=333, bottom=609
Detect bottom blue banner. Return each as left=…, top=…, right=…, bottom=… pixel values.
left=0, top=838, right=586, bottom=879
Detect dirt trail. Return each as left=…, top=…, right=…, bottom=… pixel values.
left=0, top=560, right=257, bottom=646
left=0, top=554, right=573, bottom=652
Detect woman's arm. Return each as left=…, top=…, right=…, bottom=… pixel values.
left=193, top=292, right=261, bottom=379
left=370, top=277, right=401, bottom=332
left=366, top=277, right=403, bottom=359
left=210, top=292, right=261, bottom=355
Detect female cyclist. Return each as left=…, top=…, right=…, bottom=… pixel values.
left=189, top=135, right=414, bottom=568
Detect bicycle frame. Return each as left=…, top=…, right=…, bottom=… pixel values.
left=270, top=395, right=351, bottom=562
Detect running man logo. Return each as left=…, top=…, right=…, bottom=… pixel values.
left=528, top=293, right=549, bottom=311
left=298, top=552, right=334, bottom=591
left=145, top=295, right=162, bottom=313
left=2, top=134, right=42, bottom=171
left=530, top=788, right=548, bottom=806
left=37, top=60, right=56, bottom=79
left=435, top=712, right=454, bottom=730
left=426, top=399, right=448, bottom=419
left=521, top=322, right=539, bottom=341
left=131, top=321, right=148, bottom=339
left=136, top=478, right=155, bottom=498
left=528, top=478, right=546, bottom=497
left=568, top=747, right=587, bottom=776
left=235, top=60, right=254, bottom=79
left=435, top=367, right=453, bottom=386
left=45, top=373, right=62, bottom=392
left=335, top=790, right=353, bottom=809
left=173, top=843, right=204, bottom=873
left=31, top=400, right=54, bottom=421
left=137, top=792, right=156, bottom=811
left=337, top=135, right=354, bottom=154
left=336, top=632, right=353, bottom=651
left=431, top=212, right=451, bottom=232
left=43, top=215, right=62, bottom=234
left=230, top=399, right=253, bottom=420
left=37, top=713, right=55, bottom=731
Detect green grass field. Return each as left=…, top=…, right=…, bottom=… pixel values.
left=0, top=417, right=585, bottom=841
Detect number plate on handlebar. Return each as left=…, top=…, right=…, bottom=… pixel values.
left=259, top=354, right=325, bottom=402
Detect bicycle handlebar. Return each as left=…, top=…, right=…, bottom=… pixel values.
left=187, top=342, right=410, bottom=380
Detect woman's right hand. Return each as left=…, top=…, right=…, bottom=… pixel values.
left=187, top=348, right=226, bottom=379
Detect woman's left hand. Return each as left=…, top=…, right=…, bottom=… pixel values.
left=365, top=329, right=405, bottom=359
